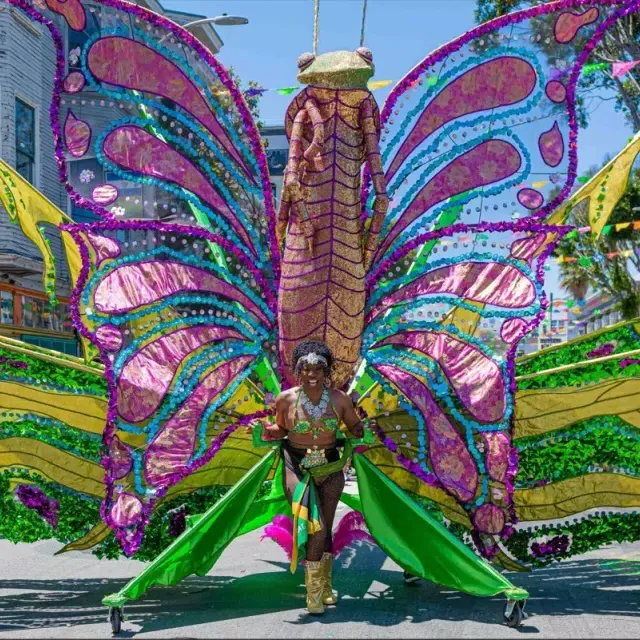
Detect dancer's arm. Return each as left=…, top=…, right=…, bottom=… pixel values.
left=262, top=392, right=290, bottom=440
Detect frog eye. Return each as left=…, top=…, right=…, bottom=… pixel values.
left=356, top=47, right=373, bottom=64
left=298, top=53, right=315, bottom=70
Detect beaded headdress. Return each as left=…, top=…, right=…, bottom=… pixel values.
left=294, top=352, right=329, bottom=373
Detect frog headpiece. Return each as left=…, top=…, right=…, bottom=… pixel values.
left=296, top=48, right=375, bottom=89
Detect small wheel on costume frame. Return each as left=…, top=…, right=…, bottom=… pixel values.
left=109, top=606, right=123, bottom=635
left=503, top=599, right=526, bottom=627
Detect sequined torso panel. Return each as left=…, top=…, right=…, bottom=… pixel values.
left=278, top=87, right=380, bottom=387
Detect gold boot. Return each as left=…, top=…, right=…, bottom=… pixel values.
left=304, top=559, right=325, bottom=615
left=321, top=552, right=338, bottom=606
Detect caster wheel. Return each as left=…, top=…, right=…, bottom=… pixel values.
left=109, top=607, right=123, bottom=635
left=503, top=600, right=525, bottom=628
left=403, top=571, right=421, bottom=586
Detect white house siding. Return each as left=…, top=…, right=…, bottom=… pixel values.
left=0, top=6, right=70, bottom=292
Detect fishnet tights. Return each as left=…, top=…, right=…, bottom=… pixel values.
left=284, top=464, right=345, bottom=562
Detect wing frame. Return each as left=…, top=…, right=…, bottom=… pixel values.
left=357, top=219, right=570, bottom=555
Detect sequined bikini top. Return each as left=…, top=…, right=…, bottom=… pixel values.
left=290, top=388, right=340, bottom=438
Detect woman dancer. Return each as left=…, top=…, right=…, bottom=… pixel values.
left=258, top=339, right=368, bottom=615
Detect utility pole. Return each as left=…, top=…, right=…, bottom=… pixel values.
left=549, top=292, right=554, bottom=345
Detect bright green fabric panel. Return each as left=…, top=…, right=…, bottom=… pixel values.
left=103, top=450, right=277, bottom=608
left=354, top=455, right=528, bottom=600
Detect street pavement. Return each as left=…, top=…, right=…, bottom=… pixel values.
left=0, top=492, right=639, bottom=639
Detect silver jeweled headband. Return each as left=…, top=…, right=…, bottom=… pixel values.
left=295, top=352, right=328, bottom=372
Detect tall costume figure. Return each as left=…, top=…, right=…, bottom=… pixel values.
left=277, top=49, right=388, bottom=385
left=2, top=0, right=640, bottom=633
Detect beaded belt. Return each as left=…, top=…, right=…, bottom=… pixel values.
left=300, top=445, right=327, bottom=470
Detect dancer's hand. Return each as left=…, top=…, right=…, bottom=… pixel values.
left=247, top=421, right=283, bottom=441
left=245, top=419, right=265, bottom=437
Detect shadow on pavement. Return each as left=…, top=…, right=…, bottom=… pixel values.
left=0, top=543, right=638, bottom=635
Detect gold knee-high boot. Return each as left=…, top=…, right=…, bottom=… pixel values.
left=321, top=552, right=338, bottom=605
left=304, top=560, right=325, bottom=615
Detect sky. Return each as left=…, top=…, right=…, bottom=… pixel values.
left=164, top=0, right=636, bottom=299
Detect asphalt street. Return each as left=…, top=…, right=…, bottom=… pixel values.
left=0, top=496, right=638, bottom=638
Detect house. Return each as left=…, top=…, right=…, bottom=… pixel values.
left=0, top=0, right=222, bottom=355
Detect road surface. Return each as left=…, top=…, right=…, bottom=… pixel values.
left=0, top=498, right=638, bottom=638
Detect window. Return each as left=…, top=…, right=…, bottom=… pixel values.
left=266, top=148, right=288, bottom=176
left=0, top=290, right=13, bottom=324
left=15, top=99, right=36, bottom=183
left=21, top=295, right=74, bottom=333
left=69, top=158, right=102, bottom=222
left=104, top=171, right=144, bottom=218
left=21, top=295, right=46, bottom=329
left=49, top=302, right=74, bottom=333
left=67, top=9, right=101, bottom=70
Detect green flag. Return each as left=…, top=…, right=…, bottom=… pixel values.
left=582, top=62, right=609, bottom=75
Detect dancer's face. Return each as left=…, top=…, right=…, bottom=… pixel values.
left=299, top=363, right=326, bottom=390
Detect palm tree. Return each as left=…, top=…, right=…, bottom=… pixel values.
left=560, top=270, right=589, bottom=302
left=555, top=204, right=640, bottom=321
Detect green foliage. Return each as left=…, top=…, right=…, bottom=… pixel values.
left=226, top=66, right=264, bottom=131
left=555, top=176, right=640, bottom=320
left=0, top=417, right=103, bottom=461
left=93, top=485, right=232, bottom=561
left=474, top=0, right=524, bottom=24
left=504, top=512, right=640, bottom=567
left=0, top=346, right=106, bottom=395
left=519, top=354, right=640, bottom=390
left=516, top=416, right=640, bottom=485
left=0, top=470, right=101, bottom=545
left=516, top=322, right=640, bottom=380
left=93, top=480, right=275, bottom=561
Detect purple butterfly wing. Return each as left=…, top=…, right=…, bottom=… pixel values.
left=8, top=0, right=280, bottom=554
left=358, top=0, right=633, bottom=557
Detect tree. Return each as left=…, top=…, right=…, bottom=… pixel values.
left=474, top=0, right=640, bottom=129
left=226, top=67, right=265, bottom=133
left=554, top=172, right=640, bottom=320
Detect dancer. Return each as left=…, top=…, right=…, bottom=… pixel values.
left=255, top=339, right=367, bottom=614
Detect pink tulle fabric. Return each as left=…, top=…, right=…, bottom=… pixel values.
left=261, top=510, right=375, bottom=560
